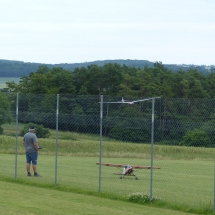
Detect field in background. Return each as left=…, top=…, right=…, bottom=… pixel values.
left=2, top=123, right=215, bottom=161
left=0, top=77, right=20, bottom=89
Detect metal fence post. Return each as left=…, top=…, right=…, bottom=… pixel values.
left=214, top=160, right=215, bottom=211
left=150, top=97, right=155, bottom=201
left=15, top=93, right=19, bottom=179
left=55, top=94, right=59, bottom=186
left=98, top=95, right=103, bottom=192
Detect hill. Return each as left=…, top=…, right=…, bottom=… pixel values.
left=0, top=59, right=214, bottom=77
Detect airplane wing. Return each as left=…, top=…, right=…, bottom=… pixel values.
left=100, top=97, right=161, bottom=104
left=132, top=165, right=161, bottom=169
left=101, top=97, right=134, bottom=104
left=96, top=162, right=124, bottom=167
left=132, top=98, right=154, bottom=103
left=96, top=162, right=160, bottom=169
left=101, top=101, right=134, bottom=104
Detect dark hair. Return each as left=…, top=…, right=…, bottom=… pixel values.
left=29, top=126, right=35, bottom=130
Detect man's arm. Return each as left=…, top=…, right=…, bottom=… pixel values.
left=34, top=142, right=39, bottom=152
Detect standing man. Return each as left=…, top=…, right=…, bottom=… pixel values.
left=23, top=126, right=41, bottom=177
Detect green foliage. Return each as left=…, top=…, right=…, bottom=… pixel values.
left=128, top=192, right=153, bottom=204
left=3, top=61, right=215, bottom=99
left=2, top=62, right=215, bottom=146
left=19, top=123, right=50, bottom=138
left=180, top=129, right=211, bottom=147
left=0, top=59, right=213, bottom=78
left=202, top=121, right=215, bottom=135
left=0, top=92, right=12, bottom=134
left=201, top=114, right=215, bottom=145
left=109, top=127, right=150, bottom=142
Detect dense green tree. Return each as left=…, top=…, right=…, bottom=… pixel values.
left=179, top=79, right=189, bottom=98
left=102, top=63, right=123, bottom=95
left=187, top=79, right=209, bottom=98
left=84, top=64, right=105, bottom=95
left=129, top=69, right=157, bottom=97
left=0, top=59, right=213, bottom=77
left=5, top=66, right=76, bottom=94
left=4, top=62, right=215, bottom=99
left=118, top=73, right=139, bottom=97
left=0, top=92, right=12, bottom=134
left=72, top=67, right=89, bottom=94
left=207, top=72, right=215, bottom=97
left=2, top=62, right=215, bottom=146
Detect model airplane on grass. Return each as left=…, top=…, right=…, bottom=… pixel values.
left=96, top=162, right=161, bottom=180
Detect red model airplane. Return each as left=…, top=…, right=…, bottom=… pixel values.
left=96, top=162, right=161, bottom=180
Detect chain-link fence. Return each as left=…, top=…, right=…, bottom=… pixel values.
left=0, top=93, right=215, bottom=210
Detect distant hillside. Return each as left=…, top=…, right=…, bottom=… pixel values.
left=0, top=59, right=214, bottom=77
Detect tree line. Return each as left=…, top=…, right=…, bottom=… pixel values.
left=0, top=59, right=214, bottom=77
left=1, top=62, right=215, bottom=147
left=3, top=62, right=215, bottom=99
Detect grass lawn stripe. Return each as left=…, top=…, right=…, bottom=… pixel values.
left=0, top=180, right=199, bottom=215
left=0, top=154, right=213, bottom=210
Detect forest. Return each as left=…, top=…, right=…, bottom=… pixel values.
left=1, top=62, right=215, bottom=147
left=0, top=59, right=214, bottom=77
left=2, top=62, right=215, bottom=98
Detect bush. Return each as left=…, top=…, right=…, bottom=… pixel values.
left=179, top=128, right=211, bottom=147
left=128, top=192, right=158, bottom=204
left=19, top=123, right=51, bottom=138
left=201, top=121, right=215, bottom=145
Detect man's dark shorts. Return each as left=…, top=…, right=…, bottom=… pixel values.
left=26, top=152, right=38, bottom=165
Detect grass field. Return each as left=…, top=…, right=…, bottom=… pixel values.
left=1, top=123, right=215, bottom=214
left=0, top=154, right=213, bottom=210
left=0, top=77, right=20, bottom=89
left=0, top=180, right=199, bottom=215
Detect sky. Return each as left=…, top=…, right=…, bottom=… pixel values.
left=0, top=0, right=214, bottom=65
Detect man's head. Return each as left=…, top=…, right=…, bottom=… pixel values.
left=29, top=126, right=35, bottom=132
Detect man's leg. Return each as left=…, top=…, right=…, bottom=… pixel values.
left=32, top=152, right=41, bottom=176
left=26, top=163, right=31, bottom=173
left=26, top=153, right=31, bottom=176
left=32, top=164, right=37, bottom=173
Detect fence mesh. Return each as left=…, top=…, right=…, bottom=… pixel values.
left=0, top=93, right=215, bottom=209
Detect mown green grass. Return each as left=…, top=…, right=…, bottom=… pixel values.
left=1, top=123, right=215, bottom=214
left=0, top=180, right=200, bottom=215
left=0, top=153, right=214, bottom=214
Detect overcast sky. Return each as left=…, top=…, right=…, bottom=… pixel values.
left=0, top=0, right=214, bottom=65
